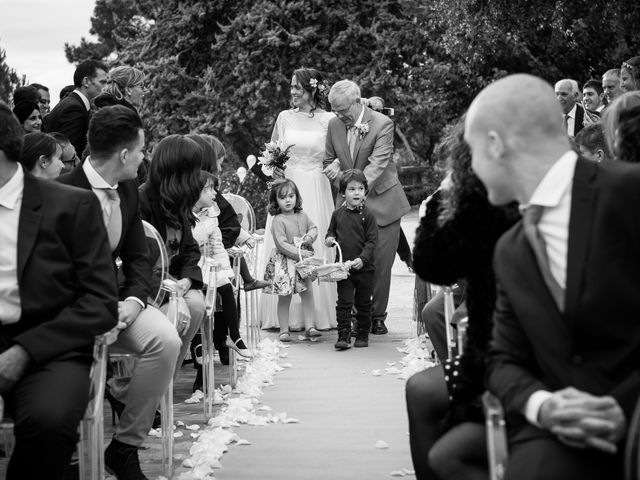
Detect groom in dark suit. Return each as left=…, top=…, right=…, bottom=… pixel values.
left=0, top=102, right=117, bottom=478
left=324, top=80, right=410, bottom=335
left=466, top=74, right=640, bottom=479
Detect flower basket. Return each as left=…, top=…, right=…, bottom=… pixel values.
left=317, top=241, right=349, bottom=283
left=294, top=239, right=323, bottom=281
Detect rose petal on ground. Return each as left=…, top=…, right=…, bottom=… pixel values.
left=375, top=439, right=390, bottom=449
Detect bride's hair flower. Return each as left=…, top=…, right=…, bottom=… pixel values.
left=309, top=78, right=326, bottom=93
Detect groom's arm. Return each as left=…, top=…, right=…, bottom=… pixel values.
left=323, top=123, right=341, bottom=181
left=362, top=117, right=394, bottom=188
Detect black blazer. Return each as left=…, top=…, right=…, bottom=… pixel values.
left=138, top=183, right=203, bottom=290
left=3, top=170, right=118, bottom=365
left=47, top=92, right=89, bottom=155
left=571, top=104, right=585, bottom=137
left=58, top=166, right=151, bottom=304
left=488, top=158, right=640, bottom=437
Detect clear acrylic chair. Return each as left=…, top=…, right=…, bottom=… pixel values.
left=202, top=261, right=219, bottom=421
left=483, top=391, right=509, bottom=480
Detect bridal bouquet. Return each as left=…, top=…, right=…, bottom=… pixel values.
left=258, top=140, right=294, bottom=177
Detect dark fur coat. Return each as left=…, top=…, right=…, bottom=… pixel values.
left=413, top=188, right=519, bottom=424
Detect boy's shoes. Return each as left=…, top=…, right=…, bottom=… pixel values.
left=354, top=331, right=369, bottom=348
left=371, top=319, right=388, bottom=335
left=105, top=438, right=148, bottom=480
left=335, top=331, right=351, bottom=350
left=244, top=279, right=270, bottom=291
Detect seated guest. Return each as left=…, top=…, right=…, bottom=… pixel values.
left=582, top=79, right=605, bottom=113
left=407, top=118, right=519, bottom=479
left=12, top=101, right=42, bottom=134
left=621, top=56, right=640, bottom=93
left=468, top=74, right=640, bottom=479
left=94, top=66, right=146, bottom=113
left=49, top=131, right=79, bottom=174
left=30, top=83, right=51, bottom=117
left=601, top=91, right=640, bottom=158
left=602, top=68, right=623, bottom=105
left=574, top=123, right=611, bottom=163
left=139, top=135, right=207, bottom=372
left=0, top=101, right=117, bottom=479
left=58, top=105, right=181, bottom=479
left=19, top=132, right=64, bottom=179
left=554, top=79, right=584, bottom=137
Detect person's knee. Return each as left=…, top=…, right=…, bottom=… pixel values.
left=405, top=369, right=446, bottom=416
left=16, top=397, right=85, bottom=445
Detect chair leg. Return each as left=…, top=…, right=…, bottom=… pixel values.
left=202, top=314, right=216, bottom=421
left=161, top=382, right=174, bottom=478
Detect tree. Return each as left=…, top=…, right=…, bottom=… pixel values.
left=0, top=44, right=22, bottom=104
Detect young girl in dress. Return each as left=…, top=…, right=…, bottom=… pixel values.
left=263, top=178, right=322, bottom=342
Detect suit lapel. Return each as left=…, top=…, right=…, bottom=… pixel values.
left=334, top=121, right=353, bottom=168
left=352, top=107, right=372, bottom=168
left=564, top=159, right=597, bottom=325
left=116, top=183, right=128, bottom=252
left=18, top=174, right=43, bottom=282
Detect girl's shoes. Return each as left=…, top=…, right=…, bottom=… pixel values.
left=306, top=327, right=322, bottom=337
left=225, top=337, right=254, bottom=358
left=278, top=332, right=291, bottom=343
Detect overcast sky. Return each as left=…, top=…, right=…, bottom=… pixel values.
left=1, top=0, right=96, bottom=108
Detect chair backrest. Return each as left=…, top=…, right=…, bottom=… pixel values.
left=222, top=193, right=256, bottom=234
left=142, top=220, right=169, bottom=308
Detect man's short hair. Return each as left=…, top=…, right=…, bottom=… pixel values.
left=575, top=123, right=609, bottom=158
left=49, top=131, right=70, bottom=146
left=73, top=60, right=108, bottom=88
left=555, top=79, right=580, bottom=96
left=602, top=69, right=621, bottom=80
left=328, top=80, right=361, bottom=105
left=13, top=86, right=40, bottom=105
left=339, top=168, right=368, bottom=194
left=88, top=105, right=143, bottom=158
left=0, top=102, right=25, bottom=163
left=583, top=79, right=603, bottom=95
left=29, top=83, right=49, bottom=93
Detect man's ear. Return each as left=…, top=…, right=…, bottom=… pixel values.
left=595, top=149, right=605, bottom=162
left=119, top=148, right=129, bottom=164
left=487, top=130, right=505, bottom=161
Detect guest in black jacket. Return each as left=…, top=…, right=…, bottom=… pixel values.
left=139, top=135, right=207, bottom=372
left=406, top=118, right=519, bottom=479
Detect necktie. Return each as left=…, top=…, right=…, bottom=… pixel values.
left=348, top=126, right=357, bottom=159
left=563, top=114, right=569, bottom=135
left=522, top=205, right=564, bottom=311
left=102, top=188, right=122, bottom=251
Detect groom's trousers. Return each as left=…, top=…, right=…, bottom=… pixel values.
left=372, top=219, right=401, bottom=323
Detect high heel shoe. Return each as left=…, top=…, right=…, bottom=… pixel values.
left=225, top=337, right=254, bottom=358
left=105, top=388, right=161, bottom=428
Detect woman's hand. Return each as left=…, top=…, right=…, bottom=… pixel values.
left=176, top=278, right=192, bottom=297
left=272, top=167, right=285, bottom=180
left=175, top=297, right=191, bottom=337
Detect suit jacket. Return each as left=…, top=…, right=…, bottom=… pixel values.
left=2, top=170, right=118, bottom=365
left=324, top=107, right=410, bottom=226
left=138, top=183, right=203, bottom=290
left=570, top=104, right=585, bottom=137
left=46, top=92, right=89, bottom=156
left=488, top=158, right=640, bottom=439
left=58, top=166, right=151, bottom=304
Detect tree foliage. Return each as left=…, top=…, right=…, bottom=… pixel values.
left=0, top=44, right=22, bottom=104
left=67, top=0, right=640, bottom=220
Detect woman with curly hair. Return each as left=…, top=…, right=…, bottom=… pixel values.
left=621, top=56, right=640, bottom=93
left=139, top=134, right=207, bottom=371
left=94, top=65, right=146, bottom=112
left=406, top=117, right=519, bottom=479
left=601, top=91, right=640, bottom=161
left=258, top=67, right=338, bottom=332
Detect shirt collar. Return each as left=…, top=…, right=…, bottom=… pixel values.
left=353, top=105, right=365, bottom=127
left=83, top=157, right=117, bottom=189
left=73, top=89, right=91, bottom=111
left=524, top=150, right=577, bottom=209
left=0, top=165, right=24, bottom=210
left=566, top=103, right=577, bottom=119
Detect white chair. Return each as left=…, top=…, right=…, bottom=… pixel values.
left=202, top=261, right=219, bottom=421
left=483, top=391, right=509, bottom=480
left=223, top=193, right=262, bottom=352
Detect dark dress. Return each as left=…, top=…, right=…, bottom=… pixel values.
left=412, top=188, right=519, bottom=427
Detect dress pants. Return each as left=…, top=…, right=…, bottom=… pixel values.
left=6, top=356, right=91, bottom=479
left=372, top=219, right=401, bottom=323
left=336, top=270, right=374, bottom=333
left=109, top=305, right=181, bottom=447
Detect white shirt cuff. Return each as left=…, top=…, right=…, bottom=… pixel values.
left=525, top=390, right=553, bottom=427
left=124, top=296, right=146, bottom=310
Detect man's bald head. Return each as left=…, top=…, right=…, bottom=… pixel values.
left=465, top=74, right=572, bottom=205
left=467, top=74, right=566, bottom=148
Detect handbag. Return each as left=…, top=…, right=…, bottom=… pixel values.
left=317, top=240, right=349, bottom=283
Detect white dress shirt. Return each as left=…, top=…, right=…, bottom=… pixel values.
left=522, top=150, right=577, bottom=426
left=565, top=104, right=577, bottom=137
left=0, top=166, right=24, bottom=324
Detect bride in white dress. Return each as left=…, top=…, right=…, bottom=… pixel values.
left=258, top=68, right=338, bottom=331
